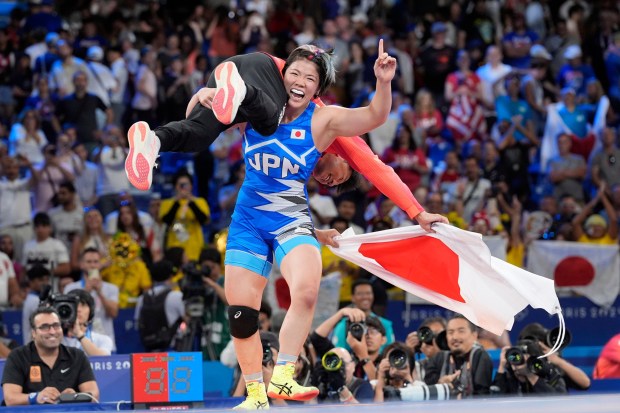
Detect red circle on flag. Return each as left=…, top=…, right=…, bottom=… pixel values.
left=554, top=256, right=595, bottom=287
left=295, top=131, right=301, bottom=137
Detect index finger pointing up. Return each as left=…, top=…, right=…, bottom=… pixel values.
left=378, top=38, right=383, bottom=56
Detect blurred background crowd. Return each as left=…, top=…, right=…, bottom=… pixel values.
left=0, top=0, right=619, bottom=404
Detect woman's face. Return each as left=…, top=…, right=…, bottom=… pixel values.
left=398, top=127, right=412, bottom=146
left=175, top=176, right=193, bottom=193
left=283, top=59, right=320, bottom=110
left=85, top=210, right=103, bottom=230
left=119, top=206, right=133, bottom=226
left=312, top=153, right=352, bottom=186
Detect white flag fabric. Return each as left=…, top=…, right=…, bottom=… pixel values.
left=482, top=235, right=508, bottom=261
left=328, top=224, right=561, bottom=336
left=527, top=240, right=620, bottom=308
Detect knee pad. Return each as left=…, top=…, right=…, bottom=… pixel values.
left=228, top=305, right=259, bottom=339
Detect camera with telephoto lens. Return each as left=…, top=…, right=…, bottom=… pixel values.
left=322, top=350, right=343, bottom=372
left=44, top=293, right=79, bottom=327
left=346, top=319, right=367, bottom=341
left=180, top=261, right=211, bottom=300
left=312, top=351, right=347, bottom=400
left=388, top=348, right=409, bottom=370
left=415, top=326, right=449, bottom=352
left=506, top=340, right=559, bottom=380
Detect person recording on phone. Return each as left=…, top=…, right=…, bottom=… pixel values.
left=64, top=248, right=119, bottom=351
left=311, top=307, right=387, bottom=381
left=62, top=289, right=113, bottom=356
left=2, top=306, right=99, bottom=405
left=492, top=339, right=567, bottom=395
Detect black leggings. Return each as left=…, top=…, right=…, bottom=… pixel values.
left=154, top=52, right=288, bottom=153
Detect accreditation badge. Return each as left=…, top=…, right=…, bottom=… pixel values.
left=29, top=366, right=42, bottom=383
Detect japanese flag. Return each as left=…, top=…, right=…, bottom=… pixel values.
left=328, top=224, right=561, bottom=335
left=527, top=240, right=620, bottom=308
left=290, top=129, right=306, bottom=140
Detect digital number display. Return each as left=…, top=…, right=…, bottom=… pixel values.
left=131, top=352, right=203, bottom=403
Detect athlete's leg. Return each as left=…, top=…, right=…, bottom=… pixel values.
left=266, top=240, right=322, bottom=401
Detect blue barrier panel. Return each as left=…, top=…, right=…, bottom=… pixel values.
left=202, top=361, right=235, bottom=397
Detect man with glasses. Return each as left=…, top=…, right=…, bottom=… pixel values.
left=2, top=306, right=99, bottom=405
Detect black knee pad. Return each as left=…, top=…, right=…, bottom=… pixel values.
left=228, top=306, right=260, bottom=339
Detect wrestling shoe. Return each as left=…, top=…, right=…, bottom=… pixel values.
left=212, top=61, right=246, bottom=125
left=267, top=363, right=319, bottom=401
left=125, top=121, right=160, bottom=191
left=233, top=382, right=269, bottom=410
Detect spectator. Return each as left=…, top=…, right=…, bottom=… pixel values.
left=424, top=314, right=494, bottom=397
left=32, top=32, right=60, bottom=83
left=160, top=170, right=210, bottom=262
left=556, top=45, right=595, bottom=98
left=24, top=77, right=60, bottom=143
left=102, top=232, right=151, bottom=308
left=8, top=108, right=48, bottom=165
left=307, top=176, right=338, bottom=229
left=335, top=196, right=364, bottom=235
left=148, top=194, right=166, bottom=254
left=0, top=156, right=38, bottom=263
left=103, top=191, right=153, bottom=236
left=0, top=28, right=15, bottom=121
left=591, top=127, right=620, bottom=189
left=161, top=56, right=192, bottom=123
left=117, top=200, right=160, bottom=267
left=459, top=0, right=496, bottom=52
left=406, top=89, right=444, bottom=143
left=11, top=53, right=34, bottom=110
left=572, top=185, right=618, bottom=244
left=476, top=46, right=512, bottom=119
left=94, top=127, right=130, bottom=218
left=62, top=289, right=113, bottom=356
left=332, top=280, right=394, bottom=353
left=0, top=249, right=20, bottom=309
left=493, top=339, right=567, bottom=395
left=593, top=333, right=620, bottom=379
left=48, top=39, right=88, bottom=98
left=381, top=123, right=428, bottom=194
left=106, top=46, right=128, bottom=128
left=71, top=142, right=98, bottom=207
left=522, top=45, right=556, bottom=134
left=455, top=156, right=492, bottom=224
left=129, top=46, right=158, bottom=126
left=606, top=31, right=620, bottom=112
left=48, top=181, right=84, bottom=253
left=64, top=248, right=118, bottom=352
left=417, top=22, right=456, bottom=109
left=21, top=265, right=51, bottom=345
left=84, top=46, right=116, bottom=116
left=22, top=212, right=70, bottom=279
left=0, top=234, right=26, bottom=291
left=205, top=6, right=241, bottom=68
left=70, top=208, right=110, bottom=272
left=2, top=306, right=99, bottom=405
left=55, top=71, right=112, bottom=153
left=502, top=12, right=539, bottom=69
left=547, top=133, right=586, bottom=202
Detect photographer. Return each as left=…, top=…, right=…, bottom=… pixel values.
left=312, top=307, right=387, bottom=381
left=374, top=342, right=453, bottom=403
left=62, top=289, right=113, bottom=356
left=405, top=316, right=447, bottom=381
left=135, top=260, right=185, bottom=352
left=519, top=323, right=590, bottom=390
left=198, top=248, right=229, bottom=360
left=2, top=306, right=99, bottom=405
left=311, top=347, right=374, bottom=404
left=493, top=340, right=567, bottom=395
left=424, top=314, right=493, bottom=397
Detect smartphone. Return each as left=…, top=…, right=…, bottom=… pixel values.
left=88, top=269, right=100, bottom=280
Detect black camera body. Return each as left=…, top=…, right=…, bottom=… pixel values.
left=261, top=339, right=273, bottom=366
left=505, top=342, right=559, bottom=380
left=180, top=262, right=210, bottom=300
left=388, top=348, right=409, bottom=370
left=415, top=326, right=449, bottom=352
left=45, top=293, right=79, bottom=327
left=345, top=319, right=367, bottom=341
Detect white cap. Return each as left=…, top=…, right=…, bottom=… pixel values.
left=530, top=44, right=552, bottom=61
left=564, top=44, right=582, bottom=60
left=87, top=45, right=104, bottom=61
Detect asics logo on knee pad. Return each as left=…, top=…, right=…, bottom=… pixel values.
left=228, top=305, right=259, bottom=339
left=234, top=311, right=242, bottom=318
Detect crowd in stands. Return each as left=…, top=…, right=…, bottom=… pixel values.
left=0, top=0, right=619, bottom=404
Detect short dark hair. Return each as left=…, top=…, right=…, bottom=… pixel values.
left=448, top=314, right=478, bottom=333
left=366, top=315, right=386, bottom=336
left=30, top=306, right=59, bottom=328
left=66, top=289, right=95, bottom=322
left=33, top=212, right=51, bottom=227
left=27, top=264, right=51, bottom=281
left=59, top=180, right=76, bottom=193
left=81, top=247, right=100, bottom=259
left=420, top=316, right=447, bottom=330
left=518, top=322, right=547, bottom=342
left=260, top=301, right=272, bottom=319
left=351, top=279, right=373, bottom=295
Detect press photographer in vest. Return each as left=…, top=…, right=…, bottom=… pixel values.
left=423, top=314, right=493, bottom=397
left=135, top=260, right=185, bottom=351
left=62, top=289, right=114, bottom=356
left=1, top=306, right=99, bottom=405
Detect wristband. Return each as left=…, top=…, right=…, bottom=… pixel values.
left=77, top=335, right=86, bottom=341
left=28, top=392, right=38, bottom=405
left=360, top=358, right=371, bottom=366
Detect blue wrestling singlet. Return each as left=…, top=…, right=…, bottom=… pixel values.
left=225, top=102, right=322, bottom=277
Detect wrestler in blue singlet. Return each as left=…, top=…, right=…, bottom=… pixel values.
left=225, top=102, right=322, bottom=277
